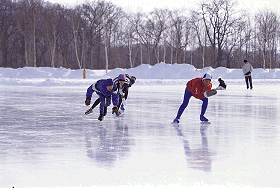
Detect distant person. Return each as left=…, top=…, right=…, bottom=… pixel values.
left=242, top=59, right=253, bottom=89
left=216, top=78, right=226, bottom=90
left=173, top=73, right=217, bottom=123
left=85, top=78, right=120, bottom=121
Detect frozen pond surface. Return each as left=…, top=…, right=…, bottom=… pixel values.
left=1, top=83, right=280, bottom=188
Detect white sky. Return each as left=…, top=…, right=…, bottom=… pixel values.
left=46, top=0, right=280, bottom=14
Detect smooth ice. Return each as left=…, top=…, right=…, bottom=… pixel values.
left=1, top=83, right=280, bottom=188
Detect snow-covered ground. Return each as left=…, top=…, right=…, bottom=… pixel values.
left=1, top=62, right=280, bottom=86
left=1, top=63, right=280, bottom=187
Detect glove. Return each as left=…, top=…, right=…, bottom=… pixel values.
left=204, top=89, right=217, bottom=98
left=245, top=71, right=251, bottom=75
left=85, top=98, right=91, bottom=106
left=130, top=76, right=136, bottom=85
left=112, top=106, right=120, bottom=116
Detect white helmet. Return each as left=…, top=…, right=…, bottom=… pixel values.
left=202, top=73, right=212, bottom=80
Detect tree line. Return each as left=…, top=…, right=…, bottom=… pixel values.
left=1, top=0, right=280, bottom=70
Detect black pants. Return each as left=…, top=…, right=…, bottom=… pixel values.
left=245, top=76, right=253, bottom=89
left=117, top=94, right=123, bottom=109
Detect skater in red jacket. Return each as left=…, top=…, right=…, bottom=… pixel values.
left=173, top=73, right=214, bottom=123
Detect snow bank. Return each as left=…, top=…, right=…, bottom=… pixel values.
left=1, top=62, right=280, bottom=86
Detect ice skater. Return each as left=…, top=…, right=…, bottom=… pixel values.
left=85, top=78, right=120, bottom=121
left=113, top=74, right=136, bottom=110
left=173, top=73, right=216, bottom=123
left=85, top=74, right=136, bottom=114
left=242, top=59, right=253, bottom=89
left=216, top=78, right=226, bottom=90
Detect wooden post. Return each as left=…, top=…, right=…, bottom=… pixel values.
left=83, top=69, right=86, bottom=79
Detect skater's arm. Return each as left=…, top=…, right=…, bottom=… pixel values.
left=122, top=85, right=129, bottom=99
left=128, top=76, right=136, bottom=85
left=86, top=85, right=94, bottom=98
left=112, top=93, right=119, bottom=106
left=85, top=85, right=95, bottom=106
left=111, top=84, right=119, bottom=106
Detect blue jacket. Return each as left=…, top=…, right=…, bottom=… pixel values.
left=86, top=79, right=119, bottom=106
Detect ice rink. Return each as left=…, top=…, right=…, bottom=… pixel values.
left=1, top=82, right=280, bottom=188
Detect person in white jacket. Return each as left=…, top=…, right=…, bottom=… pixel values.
left=242, top=60, right=253, bottom=89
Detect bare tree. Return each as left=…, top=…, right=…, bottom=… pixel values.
left=81, top=1, right=103, bottom=69
left=70, top=7, right=84, bottom=69
left=149, top=9, right=169, bottom=64
left=123, top=13, right=138, bottom=68
left=42, top=3, right=57, bottom=67
left=168, top=10, right=189, bottom=64
left=190, top=10, right=208, bottom=67
left=100, top=1, right=123, bottom=72
left=255, top=9, right=279, bottom=69
left=199, top=0, right=242, bottom=67
left=15, top=0, right=31, bottom=66
left=0, top=0, right=17, bottom=67
left=15, top=0, right=43, bottom=67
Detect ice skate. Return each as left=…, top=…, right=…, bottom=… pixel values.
left=173, top=118, right=179, bottom=124
left=85, top=108, right=93, bottom=115
left=200, top=115, right=209, bottom=122
left=98, top=114, right=104, bottom=121
left=120, top=103, right=125, bottom=111
left=200, top=115, right=211, bottom=124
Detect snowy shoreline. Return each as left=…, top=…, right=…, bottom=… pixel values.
left=1, top=63, right=280, bottom=86
left=1, top=78, right=280, bottom=86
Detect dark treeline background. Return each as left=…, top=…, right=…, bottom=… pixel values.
left=1, top=0, right=280, bottom=70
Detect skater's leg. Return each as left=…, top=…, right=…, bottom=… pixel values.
left=249, top=76, right=253, bottom=89
left=175, top=88, right=192, bottom=120
left=117, top=94, right=123, bottom=109
left=200, top=97, right=208, bottom=116
left=85, top=97, right=101, bottom=115
left=103, top=106, right=107, bottom=116
left=98, top=94, right=106, bottom=115
left=245, top=76, right=249, bottom=89
left=200, top=97, right=209, bottom=121
left=91, top=98, right=100, bottom=109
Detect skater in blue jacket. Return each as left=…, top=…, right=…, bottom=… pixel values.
left=85, top=74, right=136, bottom=114
left=85, top=78, right=120, bottom=121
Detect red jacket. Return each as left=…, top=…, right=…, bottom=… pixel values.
left=186, top=78, right=212, bottom=99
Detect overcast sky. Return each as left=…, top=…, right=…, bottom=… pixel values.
left=46, top=0, right=280, bottom=14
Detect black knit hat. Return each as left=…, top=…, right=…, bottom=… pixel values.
left=244, top=60, right=248, bottom=63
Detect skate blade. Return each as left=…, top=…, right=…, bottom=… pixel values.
left=85, top=108, right=93, bottom=115
left=200, top=121, right=211, bottom=124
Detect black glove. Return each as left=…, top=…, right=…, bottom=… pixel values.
left=112, top=106, right=120, bottom=116
left=245, top=71, right=251, bottom=75
left=85, top=98, right=91, bottom=106
left=130, top=76, right=136, bottom=85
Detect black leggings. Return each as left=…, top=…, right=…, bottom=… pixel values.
left=245, top=76, right=253, bottom=89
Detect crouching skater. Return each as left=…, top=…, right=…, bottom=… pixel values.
left=216, top=78, right=226, bottom=90
left=85, top=78, right=120, bottom=121
left=85, top=74, right=136, bottom=114
left=113, top=74, right=136, bottom=110
left=173, top=73, right=213, bottom=123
